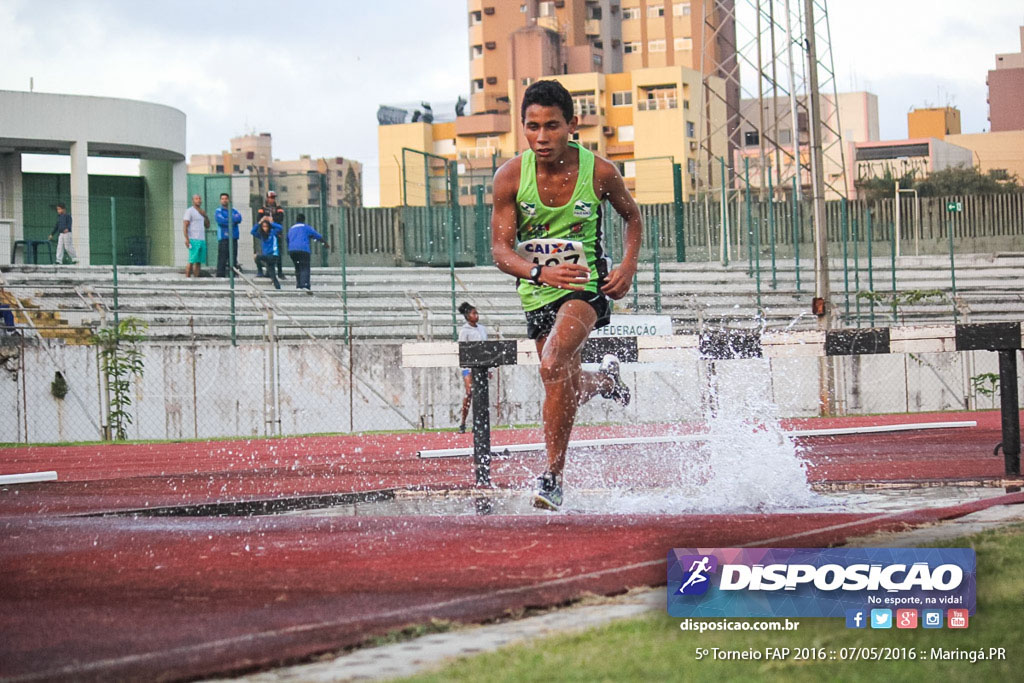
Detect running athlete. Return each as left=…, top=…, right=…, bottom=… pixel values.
left=491, top=80, right=642, bottom=511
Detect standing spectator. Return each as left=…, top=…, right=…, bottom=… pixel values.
left=456, top=302, right=488, bottom=433
left=182, top=194, right=209, bottom=278
left=251, top=216, right=282, bottom=289
left=48, top=203, right=77, bottom=265
left=286, top=213, right=328, bottom=292
left=256, top=191, right=285, bottom=280
left=214, top=192, right=243, bottom=277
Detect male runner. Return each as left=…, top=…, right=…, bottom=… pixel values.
left=491, top=80, right=643, bottom=510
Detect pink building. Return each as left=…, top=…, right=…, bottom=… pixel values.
left=987, top=27, right=1024, bottom=132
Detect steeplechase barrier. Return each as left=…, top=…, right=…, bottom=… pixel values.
left=401, top=322, right=1022, bottom=485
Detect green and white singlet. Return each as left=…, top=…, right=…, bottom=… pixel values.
left=515, top=142, right=610, bottom=311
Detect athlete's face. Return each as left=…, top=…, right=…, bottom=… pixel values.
left=465, top=308, right=479, bottom=325
left=523, top=104, right=578, bottom=162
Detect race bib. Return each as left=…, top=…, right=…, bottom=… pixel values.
left=516, top=239, right=588, bottom=269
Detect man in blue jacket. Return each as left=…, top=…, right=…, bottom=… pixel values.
left=286, top=213, right=328, bottom=291
left=250, top=217, right=282, bottom=289
left=214, top=193, right=243, bottom=277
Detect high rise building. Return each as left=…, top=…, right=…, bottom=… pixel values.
left=467, top=1, right=729, bottom=114
left=188, top=133, right=363, bottom=208
left=987, top=26, right=1024, bottom=132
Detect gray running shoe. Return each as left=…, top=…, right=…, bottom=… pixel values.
left=598, top=354, right=631, bottom=407
left=532, top=472, right=563, bottom=511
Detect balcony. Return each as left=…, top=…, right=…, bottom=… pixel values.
left=455, top=112, right=511, bottom=136
left=577, top=113, right=601, bottom=127
left=637, top=97, right=678, bottom=111
left=460, top=146, right=498, bottom=160
left=585, top=19, right=601, bottom=36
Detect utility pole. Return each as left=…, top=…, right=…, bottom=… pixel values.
left=804, top=0, right=834, bottom=416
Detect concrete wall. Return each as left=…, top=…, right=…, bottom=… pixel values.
left=1, top=339, right=1017, bottom=444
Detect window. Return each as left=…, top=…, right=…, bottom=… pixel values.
left=617, top=125, right=635, bottom=142
left=744, top=130, right=759, bottom=146
left=674, top=37, right=692, bottom=51
left=612, top=91, right=633, bottom=106
left=624, top=41, right=641, bottom=54
left=471, top=45, right=483, bottom=59
left=779, top=129, right=792, bottom=144
left=673, top=2, right=691, bottom=16
left=540, top=1, right=555, bottom=17
left=623, top=7, right=640, bottom=20
left=648, top=39, right=666, bottom=52
left=623, top=161, right=636, bottom=178
left=572, top=92, right=598, bottom=116
left=648, top=5, right=664, bottom=17
left=472, top=79, right=484, bottom=93
left=687, top=158, right=697, bottom=175
left=469, top=10, right=482, bottom=25
left=686, top=121, right=695, bottom=138
left=637, top=85, right=678, bottom=110
left=593, top=54, right=603, bottom=67
left=588, top=6, right=602, bottom=20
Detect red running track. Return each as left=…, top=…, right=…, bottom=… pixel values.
left=0, top=410, right=1021, bottom=681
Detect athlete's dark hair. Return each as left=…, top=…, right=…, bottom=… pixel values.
left=296, top=213, right=306, bottom=223
left=458, top=302, right=476, bottom=318
left=521, top=80, right=574, bottom=124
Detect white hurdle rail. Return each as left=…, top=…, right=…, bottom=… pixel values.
left=401, top=322, right=1024, bottom=486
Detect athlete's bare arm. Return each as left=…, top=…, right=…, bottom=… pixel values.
left=490, top=158, right=590, bottom=291
left=593, top=157, right=643, bottom=300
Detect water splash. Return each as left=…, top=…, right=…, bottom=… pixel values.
left=565, top=357, right=819, bottom=514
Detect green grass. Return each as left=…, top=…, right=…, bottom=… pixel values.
left=399, top=523, right=1024, bottom=682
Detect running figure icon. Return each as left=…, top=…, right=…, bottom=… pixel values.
left=678, top=556, right=713, bottom=594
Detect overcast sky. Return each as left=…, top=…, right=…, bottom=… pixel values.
left=2, top=0, right=1021, bottom=205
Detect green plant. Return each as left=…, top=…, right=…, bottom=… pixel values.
left=93, top=318, right=147, bottom=440
left=855, top=288, right=947, bottom=324
left=50, top=371, right=68, bottom=400
left=971, top=372, right=1000, bottom=399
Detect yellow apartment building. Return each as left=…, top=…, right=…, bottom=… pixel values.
left=378, top=66, right=727, bottom=207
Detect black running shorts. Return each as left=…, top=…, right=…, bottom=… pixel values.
left=524, top=289, right=611, bottom=340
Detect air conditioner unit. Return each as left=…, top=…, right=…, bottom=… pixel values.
left=602, top=126, right=615, bottom=137
left=485, top=41, right=496, bottom=49
left=484, top=6, right=495, bottom=15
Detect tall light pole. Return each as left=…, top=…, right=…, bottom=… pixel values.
left=804, top=0, right=834, bottom=416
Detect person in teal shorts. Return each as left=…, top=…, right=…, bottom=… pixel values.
left=182, top=194, right=210, bottom=278
left=491, top=80, right=643, bottom=510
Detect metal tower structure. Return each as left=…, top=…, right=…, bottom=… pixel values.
left=695, top=0, right=847, bottom=415
left=695, top=0, right=849, bottom=202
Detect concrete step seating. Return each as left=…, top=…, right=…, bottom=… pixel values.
left=1, top=252, right=1022, bottom=342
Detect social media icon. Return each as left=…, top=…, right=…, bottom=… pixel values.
left=922, top=609, right=943, bottom=628
left=845, top=609, right=867, bottom=629
left=896, top=609, right=918, bottom=629
left=870, top=609, right=892, bottom=629
left=948, top=609, right=969, bottom=629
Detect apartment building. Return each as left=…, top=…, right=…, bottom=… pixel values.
left=988, top=26, right=1024, bottom=133
left=378, top=66, right=728, bottom=206
left=733, top=91, right=879, bottom=199
left=188, top=133, right=363, bottom=208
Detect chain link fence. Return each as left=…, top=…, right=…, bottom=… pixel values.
left=1, top=324, right=1017, bottom=445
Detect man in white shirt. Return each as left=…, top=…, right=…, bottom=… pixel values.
left=182, top=194, right=210, bottom=278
